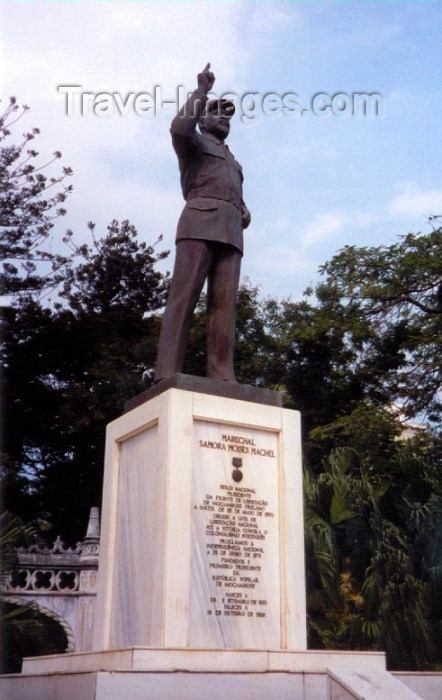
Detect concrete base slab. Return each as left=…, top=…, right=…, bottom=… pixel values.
left=1, top=669, right=435, bottom=700
left=2, top=650, right=440, bottom=700
left=1, top=648, right=386, bottom=700
left=1, top=670, right=324, bottom=700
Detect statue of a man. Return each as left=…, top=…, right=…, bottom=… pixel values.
left=154, top=64, right=251, bottom=382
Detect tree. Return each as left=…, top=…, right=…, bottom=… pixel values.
left=315, top=225, right=442, bottom=424
left=0, top=97, right=73, bottom=297
left=266, top=296, right=368, bottom=439
left=58, top=219, right=168, bottom=315
left=1, top=220, right=169, bottom=543
left=305, top=443, right=441, bottom=670
left=299, top=227, right=442, bottom=668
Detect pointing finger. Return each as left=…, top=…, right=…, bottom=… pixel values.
left=203, top=62, right=211, bottom=72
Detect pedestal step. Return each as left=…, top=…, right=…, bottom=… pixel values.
left=328, top=667, right=423, bottom=700
left=1, top=650, right=438, bottom=699
left=0, top=668, right=429, bottom=700
left=20, top=647, right=387, bottom=675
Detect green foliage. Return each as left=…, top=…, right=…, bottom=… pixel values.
left=1, top=221, right=169, bottom=542
left=317, top=226, right=442, bottom=423
left=59, top=219, right=168, bottom=314
left=305, top=445, right=442, bottom=670
left=1, top=601, right=68, bottom=673
left=0, top=512, right=37, bottom=580
left=307, top=404, right=402, bottom=467
left=0, top=513, right=63, bottom=673
left=0, top=97, right=73, bottom=296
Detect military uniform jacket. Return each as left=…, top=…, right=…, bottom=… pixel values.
left=171, top=114, right=246, bottom=254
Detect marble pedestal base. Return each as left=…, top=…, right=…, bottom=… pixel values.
left=93, top=385, right=306, bottom=651
left=2, top=648, right=431, bottom=700
left=2, top=381, right=434, bottom=699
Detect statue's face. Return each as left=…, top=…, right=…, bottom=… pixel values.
left=201, top=112, right=231, bottom=140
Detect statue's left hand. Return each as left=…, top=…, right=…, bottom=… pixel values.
left=241, top=205, right=251, bottom=229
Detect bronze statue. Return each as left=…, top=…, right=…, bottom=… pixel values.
left=154, top=64, right=250, bottom=382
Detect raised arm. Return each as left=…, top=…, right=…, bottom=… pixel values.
left=170, top=63, right=215, bottom=139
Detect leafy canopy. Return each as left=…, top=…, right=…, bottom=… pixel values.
left=0, top=97, right=73, bottom=296
left=316, top=227, right=442, bottom=423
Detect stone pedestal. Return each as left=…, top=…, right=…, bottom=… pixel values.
left=3, top=380, right=435, bottom=699
left=4, top=649, right=430, bottom=700
left=93, top=382, right=306, bottom=651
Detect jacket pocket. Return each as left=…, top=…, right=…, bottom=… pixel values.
left=186, top=199, right=219, bottom=212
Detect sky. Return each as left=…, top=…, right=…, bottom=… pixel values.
left=2, top=0, right=442, bottom=302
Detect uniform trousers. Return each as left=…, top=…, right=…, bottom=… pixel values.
left=154, top=238, right=242, bottom=382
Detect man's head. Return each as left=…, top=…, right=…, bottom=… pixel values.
left=199, top=99, right=235, bottom=140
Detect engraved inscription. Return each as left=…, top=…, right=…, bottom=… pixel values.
left=195, top=483, right=275, bottom=618
left=190, top=422, right=280, bottom=647
left=199, top=433, right=276, bottom=458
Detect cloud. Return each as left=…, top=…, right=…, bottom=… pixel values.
left=302, top=210, right=348, bottom=246
left=2, top=1, right=442, bottom=303
left=247, top=3, right=299, bottom=37
left=0, top=2, right=252, bottom=253
left=388, top=182, right=442, bottom=219
left=243, top=225, right=319, bottom=300
left=17, top=3, right=248, bottom=98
